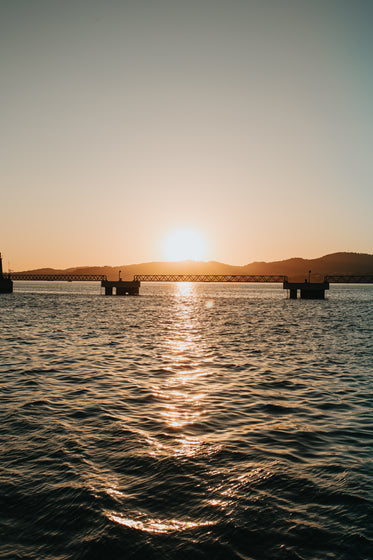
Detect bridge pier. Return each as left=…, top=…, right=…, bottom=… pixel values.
left=104, top=285, right=113, bottom=296
left=0, top=253, right=13, bottom=294
left=283, top=281, right=329, bottom=299
left=101, top=280, right=140, bottom=296
left=289, top=288, right=297, bottom=299
left=0, top=277, right=13, bottom=293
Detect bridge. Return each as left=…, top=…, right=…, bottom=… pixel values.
left=324, top=274, right=373, bottom=283
left=7, top=272, right=373, bottom=285
left=133, top=274, right=288, bottom=283
left=2, top=257, right=373, bottom=299
left=9, top=273, right=107, bottom=282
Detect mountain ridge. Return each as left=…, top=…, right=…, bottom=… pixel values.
left=15, top=252, right=373, bottom=281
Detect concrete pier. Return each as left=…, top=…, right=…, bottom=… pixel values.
left=101, top=279, right=140, bottom=295
left=283, top=281, right=329, bottom=299
left=0, top=253, right=13, bottom=293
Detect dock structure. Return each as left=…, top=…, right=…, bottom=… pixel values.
left=101, top=279, right=140, bottom=296
left=0, top=253, right=13, bottom=293
left=283, top=280, right=329, bottom=299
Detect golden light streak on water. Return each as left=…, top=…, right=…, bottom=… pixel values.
left=106, top=511, right=214, bottom=533
left=175, top=282, right=194, bottom=297
left=155, top=282, right=209, bottom=432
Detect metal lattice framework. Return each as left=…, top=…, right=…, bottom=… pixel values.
left=9, top=272, right=373, bottom=284
left=10, top=273, right=107, bottom=282
left=324, top=274, right=373, bottom=283
left=133, top=274, right=288, bottom=283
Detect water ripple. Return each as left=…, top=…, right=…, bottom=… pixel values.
left=1, top=284, right=372, bottom=559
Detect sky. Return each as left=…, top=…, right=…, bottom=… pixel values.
left=1, top=0, right=372, bottom=270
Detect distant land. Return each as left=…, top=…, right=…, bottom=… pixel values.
left=17, top=252, right=373, bottom=281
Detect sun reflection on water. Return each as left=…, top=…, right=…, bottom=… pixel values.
left=175, top=282, right=194, bottom=297
left=106, top=510, right=214, bottom=533
left=150, top=281, right=214, bottom=450
left=91, top=285, right=273, bottom=537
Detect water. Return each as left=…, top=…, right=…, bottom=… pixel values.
left=1, top=282, right=372, bottom=560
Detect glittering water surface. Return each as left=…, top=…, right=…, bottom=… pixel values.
left=1, top=282, right=372, bottom=560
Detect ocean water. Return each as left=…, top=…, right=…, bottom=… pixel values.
left=1, top=282, right=372, bottom=560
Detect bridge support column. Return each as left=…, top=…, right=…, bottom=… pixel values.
left=300, top=287, right=325, bottom=299
left=0, top=253, right=13, bottom=293
left=101, top=280, right=140, bottom=296
left=283, top=281, right=329, bottom=300
left=0, top=278, right=13, bottom=293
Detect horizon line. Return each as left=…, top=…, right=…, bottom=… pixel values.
left=10, top=251, right=373, bottom=273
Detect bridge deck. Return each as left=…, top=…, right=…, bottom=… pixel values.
left=133, top=274, right=288, bottom=283
left=324, top=275, right=373, bottom=283
left=10, top=273, right=107, bottom=282
left=8, top=273, right=373, bottom=284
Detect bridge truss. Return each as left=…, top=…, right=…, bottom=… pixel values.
left=133, top=274, right=288, bottom=283
left=324, top=275, right=373, bottom=283
left=10, top=273, right=107, bottom=282
left=9, top=273, right=373, bottom=284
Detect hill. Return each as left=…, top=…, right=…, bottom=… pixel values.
left=17, top=252, right=373, bottom=281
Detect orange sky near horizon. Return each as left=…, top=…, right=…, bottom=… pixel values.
left=1, top=1, right=372, bottom=271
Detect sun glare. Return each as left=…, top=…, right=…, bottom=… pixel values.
left=163, top=229, right=208, bottom=261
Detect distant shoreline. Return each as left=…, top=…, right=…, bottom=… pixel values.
left=13, top=252, right=373, bottom=282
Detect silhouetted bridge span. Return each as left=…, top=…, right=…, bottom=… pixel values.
left=133, top=274, right=288, bottom=283
left=10, top=273, right=107, bottom=282
left=324, top=274, right=373, bottom=283
left=134, top=273, right=373, bottom=284
left=9, top=273, right=373, bottom=284
left=3, top=268, right=373, bottom=299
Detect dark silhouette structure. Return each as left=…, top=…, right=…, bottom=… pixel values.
left=101, top=279, right=140, bottom=295
left=133, top=274, right=287, bottom=283
left=5, top=261, right=373, bottom=298
left=283, top=280, right=329, bottom=299
left=0, top=253, right=13, bottom=293
left=10, top=273, right=106, bottom=281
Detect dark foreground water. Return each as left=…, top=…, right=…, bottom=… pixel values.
left=1, top=282, right=372, bottom=560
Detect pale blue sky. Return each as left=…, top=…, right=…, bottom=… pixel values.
left=1, top=0, right=372, bottom=269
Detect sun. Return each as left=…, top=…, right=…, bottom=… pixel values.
left=163, top=229, right=208, bottom=261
